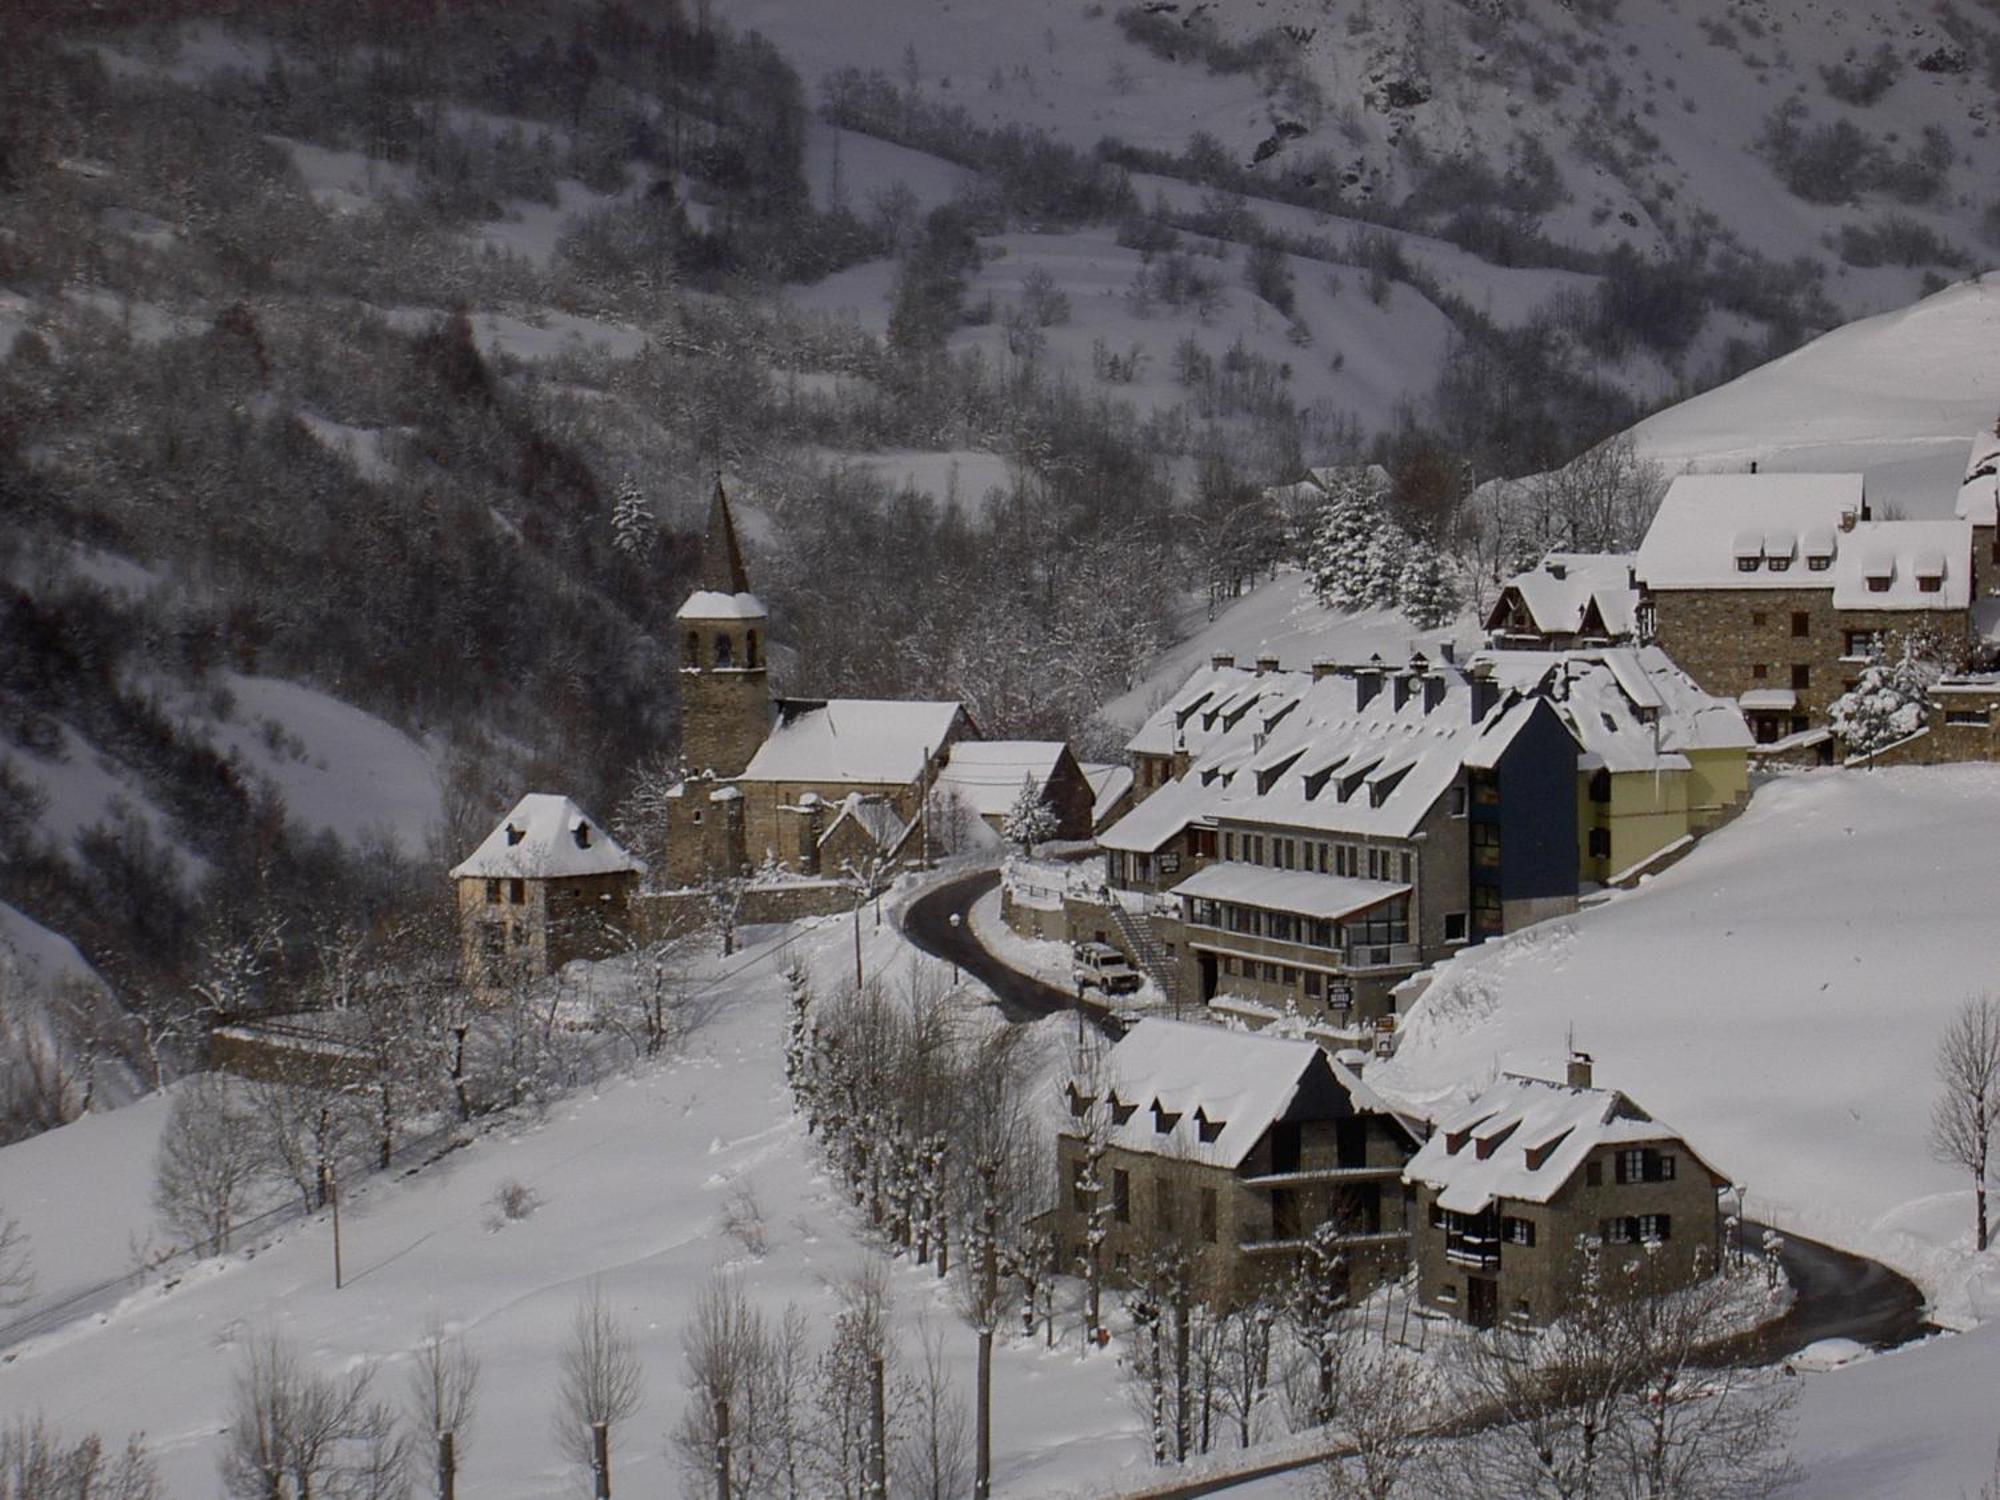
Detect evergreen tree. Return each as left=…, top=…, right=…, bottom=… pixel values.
left=1363, top=522, right=1409, bottom=611
left=1829, top=642, right=1936, bottom=757
left=1399, top=541, right=1463, bottom=630
left=1306, top=475, right=1387, bottom=611
left=610, top=478, right=654, bottom=559
left=1001, top=775, right=1060, bottom=853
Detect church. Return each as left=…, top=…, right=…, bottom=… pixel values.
left=661, top=484, right=1088, bottom=887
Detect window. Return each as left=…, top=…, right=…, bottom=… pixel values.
left=1504, top=1217, right=1536, bottom=1246
left=686, top=629, right=699, bottom=662
left=1399, top=852, right=1413, bottom=883
left=1845, top=630, right=1881, bottom=658
left=1768, top=556, right=1791, bottom=572
left=1471, top=822, right=1502, bottom=868
left=1737, top=557, right=1760, bottom=573
left=1113, top=1169, right=1131, bottom=1224
left=1449, top=784, right=1468, bottom=817
left=1471, top=773, right=1500, bottom=806
left=1791, top=664, right=1810, bottom=691
left=1588, top=768, right=1611, bottom=803
left=1919, top=574, right=1943, bottom=593
left=1868, top=576, right=1891, bottom=593
left=1616, top=1148, right=1676, bottom=1184
left=1601, top=1214, right=1672, bottom=1244
left=1428, top=1201, right=1446, bottom=1229
left=1808, top=554, right=1831, bottom=571
left=1473, top=884, right=1502, bottom=932
left=1588, top=827, right=1611, bottom=860
left=1640, top=1214, right=1672, bottom=1243
left=509, top=878, right=526, bottom=905
left=1947, top=708, right=1992, bottom=726
left=1304, top=971, right=1323, bottom=997
left=1438, top=1283, right=1458, bottom=1304
left=1223, top=832, right=1236, bottom=861
left=1750, top=610, right=1767, bottom=627
left=1444, top=912, right=1468, bottom=943
left=485, top=879, right=501, bottom=904
left=1791, top=611, right=1809, bottom=638
left=1199, top=1188, right=1217, bottom=1243
left=714, top=632, right=733, bottom=668
left=1601, top=1217, right=1634, bottom=1245
left=1751, top=663, right=1768, bottom=680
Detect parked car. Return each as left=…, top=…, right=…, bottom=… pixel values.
left=1072, top=940, right=1143, bottom=996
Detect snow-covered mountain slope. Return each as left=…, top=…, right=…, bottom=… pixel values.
left=1371, top=764, right=2000, bottom=1326
left=1630, top=270, right=2000, bottom=515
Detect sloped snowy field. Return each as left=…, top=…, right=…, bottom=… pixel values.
left=0, top=908, right=1150, bottom=1500
left=1374, top=763, right=2000, bottom=1326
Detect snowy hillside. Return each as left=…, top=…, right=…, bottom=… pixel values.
left=1372, top=764, right=2000, bottom=1325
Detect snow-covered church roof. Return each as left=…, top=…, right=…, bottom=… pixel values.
left=740, top=699, right=966, bottom=786
left=451, top=793, right=640, bottom=880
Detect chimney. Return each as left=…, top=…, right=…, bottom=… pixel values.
left=1567, top=1051, right=1594, bottom=1089
left=1838, top=509, right=1858, bottom=533
left=1256, top=654, right=1281, bottom=675
left=1311, top=659, right=1339, bottom=681
left=1355, top=661, right=1384, bottom=710
left=1469, top=662, right=1500, bottom=723
left=1211, top=652, right=1236, bottom=670
left=1423, top=674, right=1445, bottom=713
left=1749, top=460, right=1758, bottom=475
left=1392, top=672, right=1412, bottom=711
left=1546, top=559, right=1566, bottom=580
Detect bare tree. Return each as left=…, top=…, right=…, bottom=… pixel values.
left=674, top=1272, right=763, bottom=1500
left=250, top=1082, right=358, bottom=1215
left=407, top=1319, right=479, bottom=1500
left=1315, top=1345, right=1426, bottom=1500
left=896, top=1316, right=968, bottom=1500
left=555, top=1282, right=645, bottom=1499
left=221, top=1333, right=407, bottom=1500
left=153, top=1073, right=263, bottom=1256
left=0, top=1209, right=32, bottom=1311
left=1930, top=994, right=2000, bottom=1252
left=0, top=1417, right=162, bottom=1500
left=811, top=1260, right=903, bottom=1500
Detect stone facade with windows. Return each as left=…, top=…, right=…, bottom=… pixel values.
left=1049, top=1020, right=1420, bottom=1303
left=1403, top=1056, right=1727, bottom=1329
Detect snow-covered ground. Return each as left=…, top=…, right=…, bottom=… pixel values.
left=1631, top=272, right=2000, bottom=516
left=1373, top=764, right=2000, bottom=1327
left=0, top=902, right=1157, bottom=1500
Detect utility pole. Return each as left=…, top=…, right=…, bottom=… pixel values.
left=330, top=1171, right=344, bottom=1291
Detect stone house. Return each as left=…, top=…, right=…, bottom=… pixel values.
left=1099, top=655, right=1581, bottom=1026
left=1403, top=1056, right=1727, bottom=1329
left=1082, top=762, right=1136, bottom=834
left=1484, top=553, right=1639, bottom=651
left=1474, top=647, right=1751, bottom=884
left=1050, top=1019, right=1421, bottom=1303
left=664, top=484, right=982, bottom=887
left=933, top=740, right=1095, bottom=843
left=451, top=793, right=641, bottom=997
left=1633, top=473, right=1974, bottom=745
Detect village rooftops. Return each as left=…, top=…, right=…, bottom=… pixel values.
left=936, top=741, right=1069, bottom=819
left=1097, top=774, right=1212, bottom=854
left=1083, top=762, right=1135, bottom=826
left=1169, top=864, right=1409, bottom=921
left=1633, top=473, right=1867, bottom=590
left=1076, top=1018, right=1400, bottom=1170
left=1828, top=519, right=1972, bottom=610
left=739, top=698, right=964, bottom=786
left=1953, top=426, right=2000, bottom=528
left=450, top=793, right=640, bottom=880
left=1404, top=1072, right=1717, bottom=1217
left=1487, top=553, right=1637, bottom=640
left=1473, top=646, right=1753, bottom=771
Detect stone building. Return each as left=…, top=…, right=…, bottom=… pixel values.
left=1403, top=1055, right=1727, bottom=1329
left=451, top=793, right=641, bottom=997
left=933, top=740, right=1095, bottom=844
left=1049, top=1019, right=1420, bottom=1302
left=1633, top=473, right=1974, bottom=745
left=663, top=484, right=980, bottom=887
left=1484, top=553, right=1639, bottom=651
left=1099, top=655, right=1581, bottom=1025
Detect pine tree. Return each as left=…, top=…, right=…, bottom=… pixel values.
left=1829, top=642, right=1936, bottom=757
left=611, top=478, right=654, bottom=559
left=1001, top=775, right=1060, bottom=853
left=1306, top=475, right=1387, bottom=610
left=1399, top=541, right=1463, bottom=629
left=1363, top=522, right=1409, bottom=610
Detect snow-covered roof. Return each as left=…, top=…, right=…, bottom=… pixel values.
left=1082, top=762, right=1135, bottom=827
left=819, top=792, right=908, bottom=854
left=1080, top=1019, right=1389, bottom=1170
left=1739, top=688, right=1798, bottom=711
left=1829, top=520, right=1972, bottom=611
left=1404, top=1073, right=1696, bottom=1215
left=676, top=590, right=767, bottom=621
left=1489, top=553, right=1637, bottom=640
left=740, top=700, right=964, bottom=786
left=1634, top=474, right=1866, bottom=590
left=1953, top=426, right=2000, bottom=527
left=1471, top=646, right=1752, bottom=768
left=450, top=793, right=640, bottom=880
left=936, top=741, right=1067, bottom=818
left=1108, top=660, right=1557, bottom=848
left=1169, top=865, right=1408, bottom=921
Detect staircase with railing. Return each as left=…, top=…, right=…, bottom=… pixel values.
left=1108, top=901, right=1179, bottom=1010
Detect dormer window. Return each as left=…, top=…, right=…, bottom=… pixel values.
left=1867, top=576, right=1891, bottom=593
left=573, top=822, right=592, bottom=849
left=1195, top=1108, right=1226, bottom=1145
left=1152, top=1100, right=1182, bottom=1135
left=1919, top=574, right=1943, bottom=593
left=1736, top=556, right=1760, bottom=572
left=1807, top=555, right=1831, bottom=571
left=1766, top=555, right=1791, bottom=572
left=1109, top=1092, right=1137, bottom=1126
left=505, top=824, right=525, bottom=846
left=1067, top=1084, right=1097, bottom=1119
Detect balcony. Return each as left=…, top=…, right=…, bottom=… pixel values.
left=1239, top=1165, right=1404, bottom=1188
left=1343, top=942, right=1420, bottom=972
left=1444, top=1234, right=1500, bottom=1270
left=1240, top=1229, right=1408, bottom=1255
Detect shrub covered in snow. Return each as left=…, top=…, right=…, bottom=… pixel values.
left=1830, top=645, right=1937, bottom=757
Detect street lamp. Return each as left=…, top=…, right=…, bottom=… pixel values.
left=948, top=912, right=962, bottom=985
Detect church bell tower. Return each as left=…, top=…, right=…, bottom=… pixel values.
left=675, top=481, right=772, bottom=779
